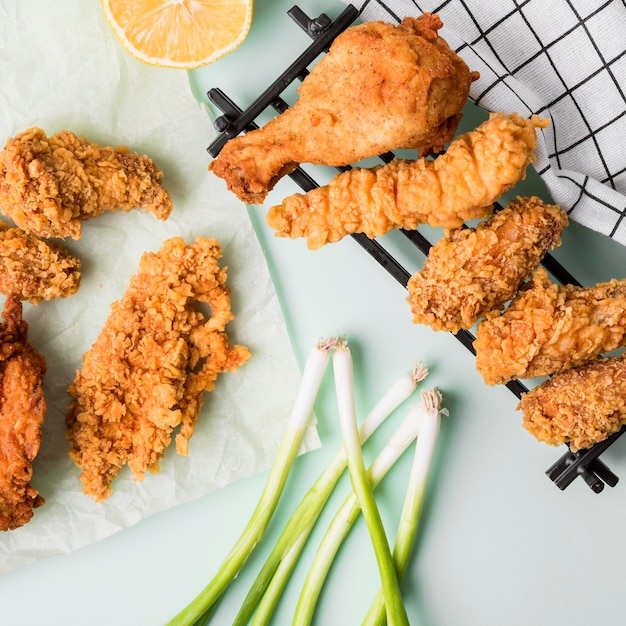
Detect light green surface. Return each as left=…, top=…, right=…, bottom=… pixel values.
left=3, top=1, right=626, bottom=624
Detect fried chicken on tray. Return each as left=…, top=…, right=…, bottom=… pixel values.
left=519, top=353, right=626, bottom=452
left=407, top=196, right=568, bottom=333
left=0, top=295, right=47, bottom=531
left=0, top=220, right=80, bottom=303
left=267, top=112, right=546, bottom=249
left=474, top=267, right=626, bottom=385
left=0, top=127, right=173, bottom=239
left=66, top=237, right=250, bottom=502
left=210, top=14, right=478, bottom=203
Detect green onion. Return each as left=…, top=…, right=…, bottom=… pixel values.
left=293, top=404, right=425, bottom=625
left=233, top=362, right=428, bottom=625
left=166, top=337, right=336, bottom=626
left=363, top=388, right=446, bottom=626
left=331, top=339, right=409, bottom=626
left=250, top=531, right=308, bottom=625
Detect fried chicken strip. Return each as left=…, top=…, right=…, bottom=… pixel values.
left=0, top=295, right=46, bottom=531
left=0, top=220, right=80, bottom=303
left=210, top=14, right=478, bottom=203
left=267, top=113, right=547, bottom=250
left=407, top=196, right=568, bottom=333
left=66, top=237, right=250, bottom=502
left=474, top=267, right=626, bottom=385
left=519, top=353, right=626, bottom=452
left=0, top=127, right=173, bottom=239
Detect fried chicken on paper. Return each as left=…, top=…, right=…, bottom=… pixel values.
left=267, top=113, right=546, bottom=250
left=407, top=196, right=568, bottom=333
left=66, top=237, right=250, bottom=502
left=210, top=14, right=478, bottom=203
left=0, top=295, right=47, bottom=531
left=0, top=127, right=173, bottom=239
left=519, top=353, right=626, bottom=452
left=474, top=267, right=626, bottom=385
left=0, top=220, right=80, bottom=303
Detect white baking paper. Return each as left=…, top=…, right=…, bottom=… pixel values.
left=0, top=0, right=319, bottom=573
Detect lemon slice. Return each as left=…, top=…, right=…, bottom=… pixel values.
left=101, top=0, right=253, bottom=69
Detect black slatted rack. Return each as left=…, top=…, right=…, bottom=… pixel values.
left=206, top=4, right=624, bottom=492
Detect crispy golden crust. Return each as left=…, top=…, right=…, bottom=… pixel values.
left=474, top=267, right=626, bottom=385
left=267, top=113, right=547, bottom=249
left=407, top=196, right=567, bottom=332
left=66, top=237, right=250, bottom=502
left=210, top=14, right=478, bottom=203
left=519, top=353, right=626, bottom=451
left=0, top=220, right=80, bottom=303
left=0, top=127, right=173, bottom=239
left=0, top=295, right=47, bottom=531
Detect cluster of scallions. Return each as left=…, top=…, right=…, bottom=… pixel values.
left=167, top=336, right=447, bottom=626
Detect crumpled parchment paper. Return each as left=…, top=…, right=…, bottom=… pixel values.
left=0, top=0, right=319, bottom=573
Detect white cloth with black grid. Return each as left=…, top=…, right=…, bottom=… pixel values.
left=340, top=0, right=626, bottom=244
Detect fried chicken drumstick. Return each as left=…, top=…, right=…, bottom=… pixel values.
left=474, top=267, right=626, bottom=385
left=267, top=113, right=546, bottom=249
left=210, top=14, right=478, bottom=203
left=0, top=220, right=80, bottom=303
left=519, top=353, right=626, bottom=452
left=0, top=127, right=173, bottom=239
left=407, top=196, right=568, bottom=333
left=0, top=295, right=47, bottom=531
left=66, top=237, right=250, bottom=502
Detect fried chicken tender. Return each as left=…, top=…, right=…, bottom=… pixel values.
left=0, top=220, right=80, bottom=303
left=407, top=196, right=568, bottom=333
left=474, top=267, right=626, bottom=385
left=210, top=14, right=478, bottom=203
left=519, top=353, right=626, bottom=452
left=0, top=295, right=47, bottom=531
left=66, top=237, right=250, bottom=502
left=0, top=127, right=173, bottom=239
left=267, top=113, right=547, bottom=250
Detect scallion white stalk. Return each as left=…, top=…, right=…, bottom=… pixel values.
left=166, top=337, right=336, bottom=626
left=293, top=405, right=424, bottom=625
left=234, top=362, right=428, bottom=625
left=362, top=388, right=446, bottom=626
left=332, top=339, right=409, bottom=626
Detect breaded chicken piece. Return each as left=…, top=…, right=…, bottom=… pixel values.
left=0, top=220, right=80, bottom=303
left=474, top=267, right=626, bottom=385
left=66, top=237, right=250, bottom=502
left=519, top=353, right=626, bottom=452
left=0, top=127, right=173, bottom=239
left=407, top=196, right=567, bottom=333
left=0, top=295, right=47, bottom=531
left=210, top=14, right=478, bottom=203
left=267, top=113, right=547, bottom=249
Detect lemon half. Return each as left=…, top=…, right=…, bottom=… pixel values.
left=101, top=0, right=253, bottom=70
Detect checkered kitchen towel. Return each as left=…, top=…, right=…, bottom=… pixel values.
left=342, top=0, right=626, bottom=244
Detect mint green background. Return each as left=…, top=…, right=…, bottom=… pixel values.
left=186, top=3, right=626, bottom=624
